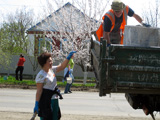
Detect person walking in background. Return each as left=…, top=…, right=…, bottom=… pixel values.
left=15, top=54, right=26, bottom=81
left=33, top=51, right=76, bottom=120
left=64, top=54, right=75, bottom=94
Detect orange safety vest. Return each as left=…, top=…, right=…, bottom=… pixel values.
left=96, top=6, right=129, bottom=44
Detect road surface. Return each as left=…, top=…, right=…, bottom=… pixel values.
left=0, top=88, right=159, bottom=120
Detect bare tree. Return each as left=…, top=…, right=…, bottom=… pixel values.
left=34, top=0, right=110, bottom=83
left=142, top=0, right=160, bottom=27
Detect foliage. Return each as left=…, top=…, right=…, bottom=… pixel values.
left=0, top=23, right=10, bottom=68
left=0, top=22, right=25, bottom=54
left=0, top=50, right=11, bottom=69
left=0, top=7, right=38, bottom=72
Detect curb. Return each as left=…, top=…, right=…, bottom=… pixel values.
left=0, top=84, right=99, bottom=92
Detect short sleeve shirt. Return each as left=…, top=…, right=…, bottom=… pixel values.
left=104, top=7, right=134, bottom=32
left=67, top=59, right=74, bottom=69
left=35, top=66, right=57, bottom=91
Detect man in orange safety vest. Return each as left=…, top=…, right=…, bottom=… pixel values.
left=96, top=0, right=151, bottom=46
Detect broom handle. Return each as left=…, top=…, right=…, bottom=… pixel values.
left=30, top=112, right=37, bottom=120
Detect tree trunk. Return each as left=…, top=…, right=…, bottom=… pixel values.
left=83, top=71, right=88, bottom=84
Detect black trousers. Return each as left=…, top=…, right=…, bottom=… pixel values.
left=38, top=89, right=61, bottom=120
left=15, top=66, right=24, bottom=81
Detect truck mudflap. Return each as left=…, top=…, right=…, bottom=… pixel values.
left=125, top=93, right=160, bottom=120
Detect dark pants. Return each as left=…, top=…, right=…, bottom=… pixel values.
left=65, top=82, right=73, bottom=93
left=39, top=89, right=61, bottom=120
left=15, top=66, right=24, bottom=81
left=64, top=71, right=73, bottom=93
left=40, top=99, right=61, bottom=120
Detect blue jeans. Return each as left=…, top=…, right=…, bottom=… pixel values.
left=64, top=83, right=72, bottom=93
left=64, top=71, right=74, bottom=93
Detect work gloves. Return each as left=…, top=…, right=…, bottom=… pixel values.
left=141, top=21, right=151, bottom=27
left=69, top=70, right=71, bottom=75
left=55, top=87, right=63, bottom=99
left=66, top=51, right=77, bottom=60
left=34, top=101, right=39, bottom=113
left=107, top=43, right=111, bottom=47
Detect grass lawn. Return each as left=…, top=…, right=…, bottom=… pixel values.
left=0, top=75, right=96, bottom=87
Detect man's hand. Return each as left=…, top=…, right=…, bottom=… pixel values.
left=69, top=70, right=71, bottom=75
left=141, top=22, right=151, bottom=27
left=107, top=43, right=111, bottom=47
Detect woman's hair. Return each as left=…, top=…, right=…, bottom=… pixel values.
left=37, top=52, right=52, bottom=67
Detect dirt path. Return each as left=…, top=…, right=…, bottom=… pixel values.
left=0, top=111, right=154, bottom=120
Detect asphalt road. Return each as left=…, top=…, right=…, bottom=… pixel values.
left=0, top=88, right=159, bottom=120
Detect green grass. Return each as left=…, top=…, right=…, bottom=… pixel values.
left=0, top=76, right=36, bottom=85
left=58, top=81, right=96, bottom=87
left=0, top=75, right=96, bottom=87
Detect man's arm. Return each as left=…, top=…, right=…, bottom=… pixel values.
left=133, top=13, right=151, bottom=27
left=103, top=31, right=111, bottom=44
left=132, top=13, right=143, bottom=23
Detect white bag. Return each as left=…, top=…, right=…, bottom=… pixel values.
left=66, top=77, right=72, bottom=84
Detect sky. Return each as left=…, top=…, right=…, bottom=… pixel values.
left=0, top=0, right=155, bottom=25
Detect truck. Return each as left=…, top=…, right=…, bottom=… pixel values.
left=90, top=32, right=160, bottom=120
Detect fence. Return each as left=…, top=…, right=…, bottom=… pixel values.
left=0, top=55, right=95, bottom=80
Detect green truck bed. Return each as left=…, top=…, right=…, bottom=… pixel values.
left=91, top=38, right=160, bottom=96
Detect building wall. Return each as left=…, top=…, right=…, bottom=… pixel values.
left=0, top=55, right=95, bottom=79
left=28, top=34, right=35, bottom=56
